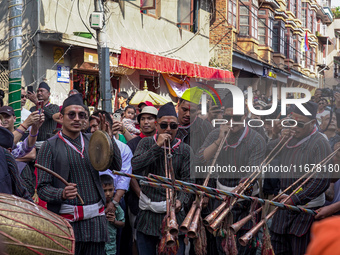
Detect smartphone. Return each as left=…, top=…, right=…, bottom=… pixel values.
left=37, top=101, right=44, bottom=113
left=112, top=113, right=121, bottom=122
left=27, top=86, right=34, bottom=93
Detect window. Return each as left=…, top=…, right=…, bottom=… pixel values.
left=258, top=18, right=266, bottom=45
left=273, top=20, right=285, bottom=54
left=252, top=7, right=258, bottom=39
left=308, top=5, right=313, bottom=32
left=273, top=26, right=279, bottom=52
left=228, top=0, right=237, bottom=28
left=289, top=0, right=296, bottom=14
left=284, top=29, right=288, bottom=58
left=141, top=0, right=155, bottom=9
left=239, top=1, right=258, bottom=39
left=239, top=6, right=249, bottom=36
left=177, top=0, right=199, bottom=32
left=311, top=48, right=316, bottom=69
left=258, top=9, right=273, bottom=47
left=302, top=2, right=314, bottom=31
left=268, top=15, right=273, bottom=47
left=302, top=2, right=307, bottom=28
left=142, top=0, right=160, bottom=18
left=296, top=0, right=301, bottom=20
left=301, top=52, right=306, bottom=68
left=292, top=34, right=299, bottom=63
left=306, top=50, right=311, bottom=67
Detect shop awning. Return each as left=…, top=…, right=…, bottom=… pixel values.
left=119, top=47, right=235, bottom=83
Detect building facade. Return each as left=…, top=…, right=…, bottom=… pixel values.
left=209, top=0, right=334, bottom=97
left=1, top=0, right=235, bottom=107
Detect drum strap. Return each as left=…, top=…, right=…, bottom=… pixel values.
left=59, top=201, right=105, bottom=222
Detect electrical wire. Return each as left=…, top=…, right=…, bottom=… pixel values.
left=77, top=0, right=98, bottom=45
left=238, top=0, right=318, bottom=64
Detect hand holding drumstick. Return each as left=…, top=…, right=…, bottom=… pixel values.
left=35, top=164, right=84, bottom=205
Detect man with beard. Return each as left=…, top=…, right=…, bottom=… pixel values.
left=176, top=87, right=213, bottom=154
left=27, top=82, right=59, bottom=141
left=132, top=102, right=192, bottom=255
left=269, top=101, right=331, bottom=255
left=176, top=87, right=214, bottom=254
left=197, top=93, right=266, bottom=255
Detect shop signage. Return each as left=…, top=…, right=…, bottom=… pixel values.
left=57, top=65, right=70, bottom=83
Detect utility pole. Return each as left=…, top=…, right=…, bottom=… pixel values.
left=94, top=0, right=112, bottom=113
left=8, top=0, right=22, bottom=125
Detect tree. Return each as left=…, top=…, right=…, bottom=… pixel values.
left=332, top=7, right=340, bottom=19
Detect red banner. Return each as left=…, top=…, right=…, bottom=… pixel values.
left=119, top=47, right=235, bottom=83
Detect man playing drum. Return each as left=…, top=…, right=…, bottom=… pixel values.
left=37, top=94, right=122, bottom=255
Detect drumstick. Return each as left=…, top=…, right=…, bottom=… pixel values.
left=35, top=164, right=85, bottom=205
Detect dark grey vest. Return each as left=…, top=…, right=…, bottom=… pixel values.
left=46, top=133, right=106, bottom=214
left=0, top=148, right=12, bottom=194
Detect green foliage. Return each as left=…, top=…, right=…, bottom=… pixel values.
left=332, top=7, right=340, bottom=19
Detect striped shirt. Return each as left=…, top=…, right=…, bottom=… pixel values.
left=37, top=134, right=109, bottom=242
left=3, top=148, right=32, bottom=200
left=176, top=116, right=213, bottom=154
left=30, top=103, right=59, bottom=141
left=269, top=131, right=332, bottom=236
left=197, top=127, right=267, bottom=187
left=20, top=163, right=35, bottom=197
left=131, top=136, right=193, bottom=236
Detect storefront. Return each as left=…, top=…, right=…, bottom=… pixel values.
left=69, top=47, right=134, bottom=109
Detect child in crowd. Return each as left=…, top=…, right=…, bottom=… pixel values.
left=122, top=105, right=140, bottom=136
left=100, top=175, right=125, bottom=255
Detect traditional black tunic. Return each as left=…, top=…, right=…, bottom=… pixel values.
left=37, top=132, right=122, bottom=242
left=131, top=135, right=193, bottom=236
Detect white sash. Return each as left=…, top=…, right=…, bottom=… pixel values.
left=59, top=201, right=105, bottom=222
left=216, top=179, right=259, bottom=202
left=139, top=191, right=167, bottom=213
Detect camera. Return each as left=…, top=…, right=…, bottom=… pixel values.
left=321, top=88, right=333, bottom=97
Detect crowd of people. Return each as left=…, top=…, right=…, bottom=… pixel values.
left=2, top=82, right=340, bottom=255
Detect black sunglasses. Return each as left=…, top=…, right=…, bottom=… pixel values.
left=288, top=119, right=313, bottom=128
left=66, top=111, right=87, bottom=120
left=159, top=123, right=179, bottom=130
left=21, top=95, right=27, bottom=99
left=223, top=114, right=243, bottom=122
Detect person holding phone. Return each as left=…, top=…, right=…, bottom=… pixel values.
left=27, top=82, right=59, bottom=142
left=21, top=87, right=31, bottom=123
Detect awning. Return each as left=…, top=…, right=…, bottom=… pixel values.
left=119, top=47, right=235, bottom=83
left=288, top=69, right=318, bottom=88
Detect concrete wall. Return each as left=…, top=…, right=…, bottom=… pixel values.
left=38, top=0, right=211, bottom=65
left=0, top=0, right=212, bottom=105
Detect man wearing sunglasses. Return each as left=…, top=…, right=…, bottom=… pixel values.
left=197, top=92, right=266, bottom=255
left=269, top=101, right=332, bottom=255
left=132, top=102, right=192, bottom=255
left=37, top=94, right=122, bottom=255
